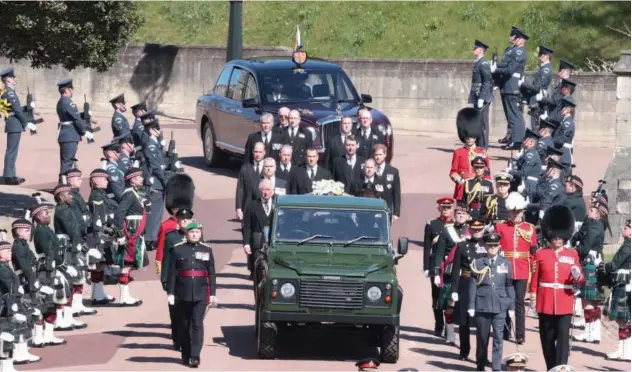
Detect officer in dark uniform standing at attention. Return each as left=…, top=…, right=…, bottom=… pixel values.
left=167, top=221, right=217, bottom=368
left=493, top=26, right=528, bottom=150
left=519, top=45, right=553, bottom=131
left=1, top=67, right=36, bottom=185
left=130, top=102, right=147, bottom=148
left=110, top=93, right=130, bottom=139
left=56, top=78, right=94, bottom=184
left=468, top=41, right=493, bottom=149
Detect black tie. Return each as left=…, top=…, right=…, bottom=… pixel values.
left=263, top=202, right=269, bottom=215
left=263, top=134, right=269, bottom=147
left=310, top=168, right=315, bottom=180
left=255, top=162, right=260, bottom=174
left=290, top=128, right=295, bottom=139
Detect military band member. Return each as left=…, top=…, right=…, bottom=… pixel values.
left=469, top=232, right=515, bottom=371
left=530, top=205, right=584, bottom=370
left=450, top=219, right=487, bottom=360
left=468, top=40, right=493, bottom=149
left=509, top=129, right=542, bottom=200
left=130, top=101, right=147, bottom=148
left=242, top=179, right=274, bottom=278
left=496, top=192, right=536, bottom=344
left=461, top=156, right=493, bottom=220
left=354, top=108, right=384, bottom=159
left=519, top=45, right=553, bottom=131
left=492, top=26, right=528, bottom=149
left=273, top=107, right=290, bottom=134
left=254, top=158, right=288, bottom=198
left=86, top=169, right=116, bottom=305
left=433, top=202, right=470, bottom=345
left=245, top=113, right=283, bottom=165
left=281, top=110, right=309, bottom=166
left=52, top=183, right=88, bottom=331
left=332, top=135, right=365, bottom=194
left=536, top=119, right=559, bottom=163
left=167, top=221, right=216, bottom=367
left=324, top=116, right=354, bottom=171
left=113, top=167, right=147, bottom=307
left=481, top=172, right=512, bottom=225
left=289, top=149, right=331, bottom=195
left=599, top=219, right=631, bottom=361
left=0, top=237, right=25, bottom=369
left=275, top=145, right=293, bottom=181
left=29, top=202, right=68, bottom=347
left=451, top=108, right=490, bottom=200
left=572, top=202, right=608, bottom=344
left=102, top=140, right=125, bottom=204
left=563, top=175, right=587, bottom=226
left=374, top=144, right=401, bottom=220
left=56, top=78, right=93, bottom=183
left=109, top=93, right=130, bottom=139
left=117, top=134, right=136, bottom=172
left=1, top=67, right=36, bottom=185
left=236, top=142, right=265, bottom=221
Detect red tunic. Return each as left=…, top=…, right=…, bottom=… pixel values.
left=449, top=146, right=490, bottom=200
left=530, top=247, right=584, bottom=315
left=497, top=221, right=537, bottom=280
left=155, top=217, right=178, bottom=263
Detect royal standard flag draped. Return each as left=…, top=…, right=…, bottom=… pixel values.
left=294, top=25, right=303, bottom=51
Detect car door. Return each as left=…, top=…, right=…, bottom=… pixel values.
left=210, top=65, right=236, bottom=151
left=214, top=67, right=246, bottom=154
left=239, top=72, right=262, bottom=142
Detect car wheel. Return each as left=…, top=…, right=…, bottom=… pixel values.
left=379, top=325, right=399, bottom=363
left=257, top=322, right=278, bottom=359
left=202, top=122, right=227, bottom=167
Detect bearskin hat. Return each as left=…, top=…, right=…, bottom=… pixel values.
left=541, top=205, right=575, bottom=242
left=456, top=107, right=483, bottom=144
left=165, top=173, right=195, bottom=215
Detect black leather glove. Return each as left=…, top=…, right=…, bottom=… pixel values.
left=161, top=282, right=167, bottom=291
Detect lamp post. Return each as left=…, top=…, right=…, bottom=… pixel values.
left=226, top=0, right=243, bottom=62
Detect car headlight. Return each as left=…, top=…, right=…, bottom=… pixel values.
left=305, top=127, right=318, bottom=141
left=367, top=286, right=382, bottom=302
left=280, top=283, right=296, bottom=298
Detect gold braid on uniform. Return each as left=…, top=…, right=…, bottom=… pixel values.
left=470, top=260, right=492, bottom=286
left=485, top=195, right=498, bottom=221
left=516, top=223, right=534, bottom=243
left=0, top=89, right=11, bottom=117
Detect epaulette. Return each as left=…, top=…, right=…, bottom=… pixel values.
left=92, top=200, right=104, bottom=206
left=174, top=241, right=186, bottom=247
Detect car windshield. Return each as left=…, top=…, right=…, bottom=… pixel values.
left=260, top=69, right=359, bottom=105
left=273, top=207, right=389, bottom=244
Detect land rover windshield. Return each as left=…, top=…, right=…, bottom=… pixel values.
left=273, top=207, right=389, bottom=244
left=260, top=69, right=359, bottom=105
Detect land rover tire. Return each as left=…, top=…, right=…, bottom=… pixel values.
left=379, top=325, right=399, bottom=363
left=202, top=120, right=227, bottom=167
left=257, top=322, right=278, bottom=359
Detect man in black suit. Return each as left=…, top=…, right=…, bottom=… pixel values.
left=373, top=143, right=401, bottom=221
left=252, top=157, right=288, bottom=199
left=289, top=148, right=332, bottom=195
left=273, top=107, right=290, bottom=134
left=242, top=179, right=274, bottom=277
left=235, top=142, right=265, bottom=221
left=281, top=110, right=310, bottom=167
left=324, top=116, right=354, bottom=172
left=244, top=113, right=283, bottom=164
left=275, top=144, right=293, bottom=181
left=332, top=135, right=365, bottom=193
left=355, top=108, right=385, bottom=159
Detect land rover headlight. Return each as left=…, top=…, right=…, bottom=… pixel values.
left=367, top=286, right=382, bottom=302
left=280, top=283, right=296, bottom=298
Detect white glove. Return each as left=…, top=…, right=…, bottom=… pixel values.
left=490, top=62, right=497, bottom=73
left=517, top=184, right=525, bottom=193
left=10, top=304, right=17, bottom=312
left=451, top=293, right=459, bottom=302
left=539, top=112, right=548, bottom=120
left=423, top=270, right=429, bottom=278
left=117, top=237, right=127, bottom=245
left=32, top=308, right=41, bottom=317
left=433, top=276, right=441, bottom=286
left=477, top=99, right=484, bottom=109
left=17, top=286, right=24, bottom=295
left=40, top=286, right=54, bottom=295
left=505, top=166, right=512, bottom=173
left=33, top=280, right=40, bottom=290
left=594, top=257, right=603, bottom=267
left=509, top=310, right=515, bottom=319
left=468, top=309, right=475, bottom=317
left=518, top=76, right=525, bottom=86
left=0, top=332, right=14, bottom=343
left=84, top=132, right=94, bottom=141
left=75, top=244, right=82, bottom=252
left=209, top=296, right=218, bottom=308
left=571, top=265, right=581, bottom=280
left=160, top=139, right=166, bottom=147
left=13, top=314, right=26, bottom=323
left=26, top=123, right=36, bottom=131
left=536, top=92, right=543, bottom=101
left=96, top=219, right=103, bottom=227
left=167, top=294, right=174, bottom=305
left=66, top=266, right=78, bottom=277
left=88, top=248, right=102, bottom=260
left=539, top=210, right=545, bottom=220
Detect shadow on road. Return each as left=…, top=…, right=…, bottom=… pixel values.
left=217, top=283, right=252, bottom=291
left=228, top=262, right=248, bottom=268
left=0, top=190, right=44, bottom=220
left=126, top=322, right=171, bottom=329
left=218, top=272, right=251, bottom=281
left=120, top=342, right=174, bottom=350
left=219, top=303, right=255, bottom=311
left=426, top=359, right=477, bottom=371
left=207, top=238, right=244, bottom=245
left=179, top=156, right=240, bottom=179
left=104, top=330, right=171, bottom=339
left=574, top=344, right=607, bottom=358
left=127, top=356, right=183, bottom=365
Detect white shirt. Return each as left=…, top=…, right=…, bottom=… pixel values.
left=346, top=155, right=356, bottom=168
left=289, top=126, right=298, bottom=138
left=281, top=163, right=291, bottom=172
left=377, top=163, right=385, bottom=176
left=261, top=131, right=270, bottom=144
left=267, top=176, right=276, bottom=189
left=362, top=128, right=371, bottom=139
left=341, top=132, right=350, bottom=143
left=262, top=199, right=272, bottom=215
left=307, top=166, right=318, bottom=178
left=365, top=176, right=375, bottom=183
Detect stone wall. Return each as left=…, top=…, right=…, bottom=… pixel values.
left=0, top=44, right=618, bottom=144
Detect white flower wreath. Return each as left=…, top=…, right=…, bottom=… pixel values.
left=310, top=180, right=350, bottom=196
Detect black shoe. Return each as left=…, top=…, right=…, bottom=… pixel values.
left=434, top=329, right=443, bottom=337
left=4, top=177, right=20, bottom=185
left=189, top=357, right=200, bottom=368
left=459, top=355, right=469, bottom=361
left=498, top=137, right=509, bottom=144
left=181, top=357, right=190, bottom=366
left=173, top=341, right=181, bottom=351
left=516, top=337, right=525, bottom=345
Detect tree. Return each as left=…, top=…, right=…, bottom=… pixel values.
left=0, top=1, right=145, bottom=72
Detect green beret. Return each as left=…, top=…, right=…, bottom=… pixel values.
left=185, top=221, right=202, bottom=231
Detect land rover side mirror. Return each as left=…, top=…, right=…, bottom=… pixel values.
left=361, top=94, right=373, bottom=104
left=243, top=98, right=260, bottom=108
left=397, top=237, right=409, bottom=255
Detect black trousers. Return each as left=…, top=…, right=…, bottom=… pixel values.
left=477, top=103, right=490, bottom=150
left=430, top=281, right=444, bottom=333
left=168, top=303, right=179, bottom=346
left=505, top=279, right=527, bottom=340
left=500, top=94, right=525, bottom=144
left=538, top=313, right=572, bottom=370
left=176, top=299, right=206, bottom=360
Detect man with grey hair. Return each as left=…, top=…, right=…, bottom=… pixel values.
left=274, top=107, right=291, bottom=134
left=244, top=112, right=283, bottom=164
left=275, top=144, right=293, bottom=181
left=242, top=178, right=274, bottom=278
left=281, top=109, right=309, bottom=166
left=354, top=108, right=384, bottom=159
left=254, top=157, right=287, bottom=198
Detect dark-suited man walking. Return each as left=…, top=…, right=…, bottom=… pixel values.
left=289, top=148, right=331, bottom=194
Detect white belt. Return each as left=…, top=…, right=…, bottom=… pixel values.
left=563, top=143, right=573, bottom=149
left=56, top=234, right=70, bottom=240
left=106, top=193, right=116, bottom=199
left=125, top=215, right=143, bottom=221
left=14, top=269, right=23, bottom=276
left=6, top=112, right=15, bottom=117
left=59, top=121, right=72, bottom=126
left=539, top=282, right=573, bottom=289
left=512, top=73, right=522, bottom=78
left=616, top=269, right=630, bottom=274
left=527, top=176, right=539, bottom=182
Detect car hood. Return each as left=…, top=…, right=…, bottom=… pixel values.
left=262, top=101, right=390, bottom=125
left=272, top=253, right=392, bottom=278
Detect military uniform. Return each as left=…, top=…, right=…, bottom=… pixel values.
left=130, top=102, right=147, bottom=148
left=281, top=126, right=310, bottom=166
left=167, top=222, right=216, bottom=367
left=468, top=41, right=493, bottom=149
left=109, top=94, right=130, bottom=139
left=449, top=147, right=490, bottom=201
left=536, top=119, right=558, bottom=163
left=55, top=79, right=90, bottom=182
left=520, top=46, right=554, bottom=131
left=102, top=140, right=125, bottom=205
left=481, top=191, right=510, bottom=226
left=461, top=156, right=493, bottom=220
left=375, top=162, right=401, bottom=218
left=1, top=68, right=31, bottom=185
left=553, top=97, right=576, bottom=169
left=545, top=79, right=575, bottom=125
left=469, top=233, right=515, bottom=371
left=563, top=175, right=586, bottom=226
left=510, top=130, right=543, bottom=200
left=528, top=160, right=566, bottom=225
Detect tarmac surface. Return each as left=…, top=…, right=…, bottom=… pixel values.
left=0, top=113, right=628, bottom=371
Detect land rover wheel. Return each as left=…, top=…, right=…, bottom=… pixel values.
left=202, top=121, right=227, bottom=167
left=379, top=325, right=399, bottom=363
left=257, top=322, right=278, bottom=359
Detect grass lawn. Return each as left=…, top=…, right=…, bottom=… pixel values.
left=132, top=1, right=631, bottom=70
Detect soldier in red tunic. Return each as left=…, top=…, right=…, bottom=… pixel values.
left=530, top=205, right=584, bottom=370
left=496, top=192, right=537, bottom=344
left=450, top=107, right=491, bottom=200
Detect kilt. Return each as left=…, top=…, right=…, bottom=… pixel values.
left=608, top=284, right=631, bottom=323
left=64, top=251, right=87, bottom=285
left=454, top=275, right=473, bottom=326
left=578, top=262, right=599, bottom=301
left=114, top=237, right=147, bottom=270
left=435, top=282, right=453, bottom=311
